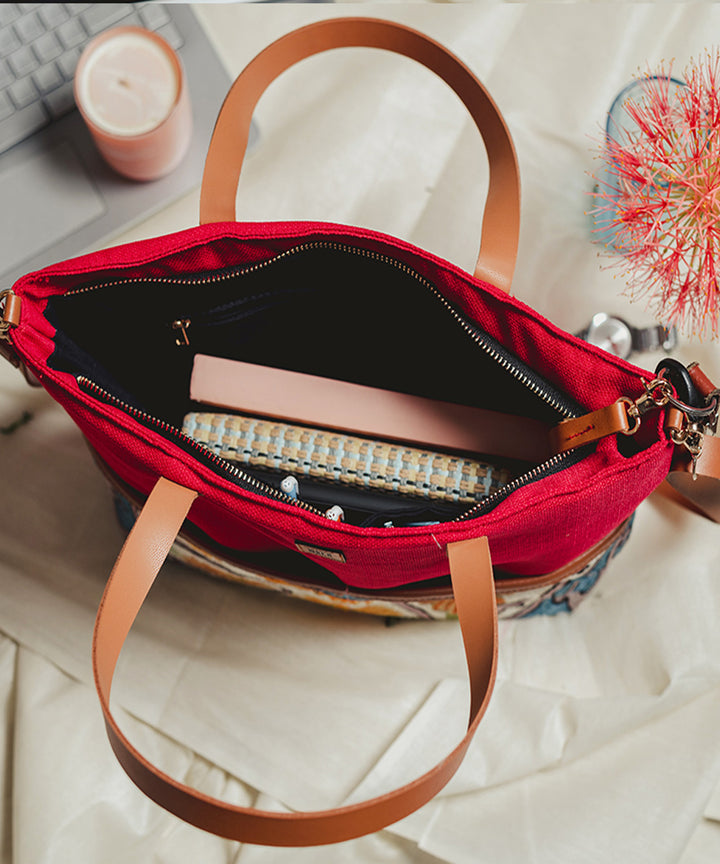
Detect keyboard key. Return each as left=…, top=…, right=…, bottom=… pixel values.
left=8, top=75, right=37, bottom=108
left=8, top=46, right=38, bottom=78
left=0, top=28, right=21, bottom=59
left=0, top=6, right=20, bottom=29
left=44, top=80, right=75, bottom=118
left=0, top=59, right=13, bottom=89
left=0, top=99, right=47, bottom=152
left=13, top=11, right=45, bottom=44
left=39, top=5, right=69, bottom=29
left=0, top=91, right=14, bottom=122
left=81, top=4, right=134, bottom=35
left=33, top=32, right=63, bottom=64
left=139, top=4, right=170, bottom=30
left=57, top=47, right=81, bottom=81
left=13, top=12, right=45, bottom=45
left=33, top=63, right=63, bottom=94
left=56, top=17, right=87, bottom=50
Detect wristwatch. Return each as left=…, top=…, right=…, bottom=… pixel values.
left=577, top=313, right=677, bottom=359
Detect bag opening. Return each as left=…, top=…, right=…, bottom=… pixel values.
left=45, top=240, right=584, bottom=526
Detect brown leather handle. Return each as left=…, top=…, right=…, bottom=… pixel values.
left=93, top=476, right=498, bottom=846
left=199, top=17, right=520, bottom=291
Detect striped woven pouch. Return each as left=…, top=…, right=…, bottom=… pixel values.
left=182, top=411, right=516, bottom=504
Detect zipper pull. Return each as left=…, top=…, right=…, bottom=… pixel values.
left=171, top=318, right=191, bottom=346
left=280, top=475, right=299, bottom=500
left=280, top=475, right=344, bottom=519
left=550, top=398, right=639, bottom=453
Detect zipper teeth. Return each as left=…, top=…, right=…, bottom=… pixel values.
left=459, top=451, right=570, bottom=519
left=79, top=369, right=574, bottom=523
left=423, top=286, right=572, bottom=417
left=77, top=376, right=327, bottom=516
left=65, top=241, right=573, bottom=419
left=72, top=239, right=577, bottom=523
left=65, top=245, right=322, bottom=296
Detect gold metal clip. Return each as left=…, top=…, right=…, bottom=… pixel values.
left=171, top=318, right=191, bottom=346
left=670, top=421, right=706, bottom=481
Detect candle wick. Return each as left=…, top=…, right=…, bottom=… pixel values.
left=118, top=78, right=130, bottom=88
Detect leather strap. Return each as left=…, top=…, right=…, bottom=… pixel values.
left=666, top=433, right=720, bottom=523
left=199, top=17, right=520, bottom=291
left=550, top=400, right=633, bottom=454
left=93, top=476, right=498, bottom=846
left=688, top=362, right=719, bottom=400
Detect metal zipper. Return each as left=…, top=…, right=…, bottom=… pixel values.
left=70, top=240, right=583, bottom=523
left=77, top=375, right=329, bottom=517
left=64, top=245, right=321, bottom=296
left=64, top=242, right=576, bottom=419
left=458, top=449, right=579, bottom=519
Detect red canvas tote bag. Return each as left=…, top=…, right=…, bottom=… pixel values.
left=2, top=16, right=719, bottom=847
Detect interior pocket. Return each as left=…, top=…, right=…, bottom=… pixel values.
left=48, top=244, right=575, bottom=421
left=46, top=241, right=580, bottom=524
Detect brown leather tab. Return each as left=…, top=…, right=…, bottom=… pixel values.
left=92, top=478, right=498, bottom=846
left=664, top=406, right=685, bottom=435
left=550, top=400, right=632, bottom=454
left=199, top=18, right=520, bottom=292
left=666, top=433, right=720, bottom=522
left=687, top=363, right=719, bottom=399
left=1, top=291, right=21, bottom=328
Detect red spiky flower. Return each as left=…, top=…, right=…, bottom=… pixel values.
left=592, top=51, right=720, bottom=338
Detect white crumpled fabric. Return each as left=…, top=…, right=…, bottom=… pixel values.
left=2, top=3, right=720, bottom=862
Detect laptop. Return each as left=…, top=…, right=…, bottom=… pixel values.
left=0, top=3, right=243, bottom=286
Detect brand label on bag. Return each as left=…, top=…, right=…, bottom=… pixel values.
left=295, top=541, right=346, bottom=563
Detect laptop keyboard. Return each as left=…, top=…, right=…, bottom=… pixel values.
left=0, top=3, right=184, bottom=155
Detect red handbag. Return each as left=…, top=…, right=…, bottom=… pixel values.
left=2, top=16, right=719, bottom=847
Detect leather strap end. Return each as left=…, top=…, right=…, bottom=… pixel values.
left=550, top=400, right=631, bottom=455
left=687, top=363, right=719, bottom=400
left=1, top=292, right=21, bottom=328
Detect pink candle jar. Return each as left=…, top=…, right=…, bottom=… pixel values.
left=74, top=27, right=192, bottom=181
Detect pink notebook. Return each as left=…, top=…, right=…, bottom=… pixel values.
left=189, top=354, right=550, bottom=463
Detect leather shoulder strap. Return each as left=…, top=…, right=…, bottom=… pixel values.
left=199, top=17, right=520, bottom=292
left=93, top=476, right=498, bottom=846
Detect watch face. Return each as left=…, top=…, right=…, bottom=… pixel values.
left=585, top=314, right=633, bottom=358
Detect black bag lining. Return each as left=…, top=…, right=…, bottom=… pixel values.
left=48, top=245, right=571, bottom=424
left=46, top=244, right=575, bottom=525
